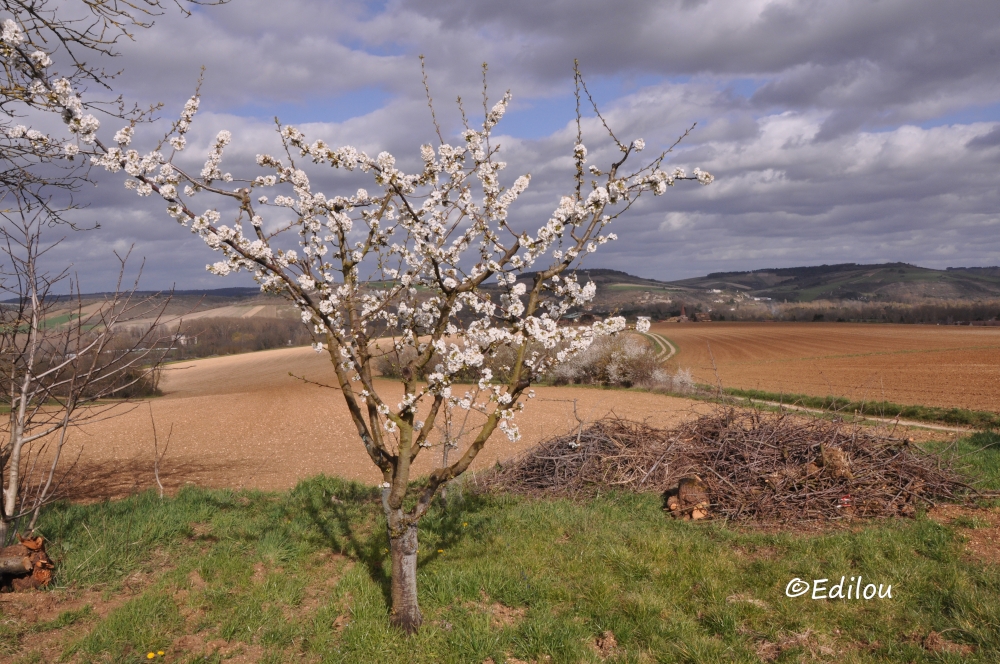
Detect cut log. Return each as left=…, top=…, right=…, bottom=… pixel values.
left=1, top=534, right=54, bottom=592
left=677, top=476, right=709, bottom=506
left=11, top=566, right=53, bottom=591
left=663, top=475, right=713, bottom=520
left=0, top=556, right=32, bottom=574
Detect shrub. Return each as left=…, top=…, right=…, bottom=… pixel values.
left=548, top=335, right=693, bottom=391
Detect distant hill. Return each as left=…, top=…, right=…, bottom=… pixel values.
left=22, top=263, right=1000, bottom=327
left=512, top=268, right=672, bottom=290
left=667, top=263, right=1000, bottom=302
left=3, top=286, right=260, bottom=305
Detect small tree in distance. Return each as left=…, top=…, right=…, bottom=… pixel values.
left=24, top=35, right=713, bottom=629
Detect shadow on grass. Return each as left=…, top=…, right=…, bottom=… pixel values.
left=65, top=457, right=246, bottom=502
left=287, top=475, right=492, bottom=609
left=415, top=485, right=494, bottom=566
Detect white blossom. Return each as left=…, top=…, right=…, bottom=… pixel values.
left=2, top=19, right=25, bottom=45
left=114, top=126, right=134, bottom=146
left=693, top=167, right=715, bottom=185
left=28, top=51, right=52, bottom=68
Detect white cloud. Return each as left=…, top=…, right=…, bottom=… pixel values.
left=32, top=0, right=1000, bottom=288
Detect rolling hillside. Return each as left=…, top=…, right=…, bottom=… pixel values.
left=669, top=263, right=1000, bottom=302
left=23, top=262, right=1000, bottom=331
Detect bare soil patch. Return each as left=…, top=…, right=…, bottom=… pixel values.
left=60, top=346, right=714, bottom=500
left=929, top=504, right=1000, bottom=565
left=656, top=322, right=1000, bottom=412
left=0, top=585, right=137, bottom=662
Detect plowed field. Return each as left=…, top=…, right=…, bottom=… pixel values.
left=655, top=322, right=1000, bottom=411
left=68, top=347, right=711, bottom=498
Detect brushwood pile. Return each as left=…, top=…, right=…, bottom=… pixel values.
left=485, top=409, right=975, bottom=522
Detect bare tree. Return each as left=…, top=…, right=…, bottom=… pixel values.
left=0, top=187, right=172, bottom=546
left=0, top=1, right=232, bottom=547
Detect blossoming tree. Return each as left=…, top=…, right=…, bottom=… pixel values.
left=14, top=21, right=713, bottom=627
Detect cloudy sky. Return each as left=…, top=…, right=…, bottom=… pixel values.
left=39, top=0, right=1000, bottom=290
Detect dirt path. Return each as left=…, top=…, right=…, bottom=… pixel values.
left=644, top=332, right=677, bottom=361
left=750, top=400, right=973, bottom=433
left=240, top=304, right=266, bottom=318
left=68, top=347, right=714, bottom=499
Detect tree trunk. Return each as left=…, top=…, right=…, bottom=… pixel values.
left=387, top=515, right=422, bottom=633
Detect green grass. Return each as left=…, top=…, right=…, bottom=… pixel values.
left=922, top=431, right=1000, bottom=492
left=40, top=312, right=81, bottom=329
left=33, top=606, right=94, bottom=633
left=725, top=387, right=1000, bottom=429
left=0, top=438, right=997, bottom=663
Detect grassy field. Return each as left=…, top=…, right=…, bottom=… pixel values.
left=924, top=431, right=1000, bottom=491
left=1, top=431, right=999, bottom=663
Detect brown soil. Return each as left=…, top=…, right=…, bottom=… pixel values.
left=63, top=347, right=714, bottom=500
left=0, top=586, right=135, bottom=662
left=928, top=504, right=1000, bottom=565
left=654, top=322, right=1000, bottom=412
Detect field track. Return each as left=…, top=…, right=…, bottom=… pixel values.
left=655, top=322, right=1000, bottom=412
left=643, top=332, right=677, bottom=360
left=69, top=347, right=712, bottom=499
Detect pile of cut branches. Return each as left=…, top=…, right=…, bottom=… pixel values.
left=485, top=409, right=976, bottom=522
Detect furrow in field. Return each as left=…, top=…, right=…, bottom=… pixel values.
left=655, top=322, right=1000, bottom=412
